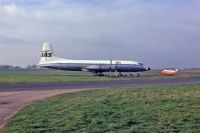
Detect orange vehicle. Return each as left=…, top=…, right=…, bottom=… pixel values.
left=161, top=69, right=178, bottom=75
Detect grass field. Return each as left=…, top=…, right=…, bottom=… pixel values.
left=2, top=85, right=200, bottom=133
left=0, top=70, right=113, bottom=84
left=0, top=69, right=199, bottom=84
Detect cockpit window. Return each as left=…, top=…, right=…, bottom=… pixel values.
left=138, top=62, right=143, bottom=65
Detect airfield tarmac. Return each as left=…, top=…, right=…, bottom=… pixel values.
left=0, top=76, right=200, bottom=129
left=0, top=77, right=200, bottom=92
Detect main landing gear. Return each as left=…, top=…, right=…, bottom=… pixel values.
left=94, top=72, right=105, bottom=76
left=94, top=71, right=141, bottom=77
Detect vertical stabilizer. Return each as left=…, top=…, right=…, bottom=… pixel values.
left=41, top=42, right=55, bottom=57
left=39, top=42, right=57, bottom=65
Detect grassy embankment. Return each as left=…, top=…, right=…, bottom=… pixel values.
left=2, top=85, right=200, bottom=132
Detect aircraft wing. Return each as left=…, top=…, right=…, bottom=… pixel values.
left=82, top=65, right=110, bottom=72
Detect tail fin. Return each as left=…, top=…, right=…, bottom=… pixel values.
left=41, top=42, right=55, bottom=58
left=39, top=42, right=56, bottom=65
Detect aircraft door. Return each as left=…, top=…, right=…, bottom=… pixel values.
left=111, top=61, right=120, bottom=71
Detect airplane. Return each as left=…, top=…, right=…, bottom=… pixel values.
left=161, top=69, right=178, bottom=75
left=39, top=42, right=151, bottom=76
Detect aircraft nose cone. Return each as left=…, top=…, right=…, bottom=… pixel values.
left=144, top=66, right=151, bottom=71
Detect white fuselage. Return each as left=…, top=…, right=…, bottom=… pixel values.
left=39, top=42, right=150, bottom=73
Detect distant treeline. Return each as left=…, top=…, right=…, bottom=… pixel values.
left=0, top=65, right=39, bottom=70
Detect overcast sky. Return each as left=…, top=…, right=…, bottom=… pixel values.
left=0, top=0, right=199, bottom=68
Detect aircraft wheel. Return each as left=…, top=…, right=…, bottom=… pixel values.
left=137, top=72, right=141, bottom=77
left=97, top=73, right=105, bottom=76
